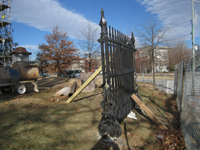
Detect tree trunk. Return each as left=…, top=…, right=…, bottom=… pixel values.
left=152, top=49, right=155, bottom=87
left=89, top=61, right=91, bottom=72
left=40, top=63, right=43, bottom=75
left=89, top=53, right=91, bottom=72
left=57, top=61, right=62, bottom=76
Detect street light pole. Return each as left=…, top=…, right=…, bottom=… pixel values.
left=191, top=0, right=200, bottom=94
left=191, top=0, right=195, bottom=94
left=191, top=0, right=200, bottom=95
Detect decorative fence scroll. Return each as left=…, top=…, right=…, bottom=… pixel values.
left=98, top=8, right=139, bottom=138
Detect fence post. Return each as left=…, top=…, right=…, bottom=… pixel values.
left=142, top=73, right=144, bottom=82
left=176, top=61, right=184, bottom=114
left=174, top=65, right=178, bottom=95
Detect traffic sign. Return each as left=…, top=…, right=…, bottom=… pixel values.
left=194, top=44, right=199, bottom=51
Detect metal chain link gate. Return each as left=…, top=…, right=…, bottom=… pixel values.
left=98, top=8, right=139, bottom=138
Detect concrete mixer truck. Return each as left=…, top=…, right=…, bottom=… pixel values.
left=0, top=47, right=39, bottom=95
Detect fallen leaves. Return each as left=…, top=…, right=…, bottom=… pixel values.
left=156, top=96, right=186, bottom=149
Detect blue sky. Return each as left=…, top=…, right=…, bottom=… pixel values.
left=11, top=0, right=200, bottom=60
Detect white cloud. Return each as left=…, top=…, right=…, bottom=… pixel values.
left=12, top=0, right=100, bottom=38
left=18, top=45, right=39, bottom=52
left=29, top=57, right=36, bottom=61
left=134, top=36, right=141, bottom=48
left=16, top=45, right=38, bottom=61
left=135, top=0, right=200, bottom=41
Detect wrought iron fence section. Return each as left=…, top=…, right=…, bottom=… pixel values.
left=98, top=8, right=137, bottom=138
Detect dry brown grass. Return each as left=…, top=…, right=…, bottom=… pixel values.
left=137, top=74, right=174, bottom=80
left=0, top=77, right=178, bottom=150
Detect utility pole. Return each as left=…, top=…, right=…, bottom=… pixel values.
left=191, top=0, right=195, bottom=94
left=191, top=0, right=200, bottom=94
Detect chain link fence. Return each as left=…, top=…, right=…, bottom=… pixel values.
left=174, top=52, right=200, bottom=150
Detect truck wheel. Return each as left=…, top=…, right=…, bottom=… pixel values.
left=1, top=86, right=12, bottom=93
left=15, top=84, right=27, bottom=95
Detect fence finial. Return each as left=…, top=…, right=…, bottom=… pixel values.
left=131, top=32, right=136, bottom=48
left=99, top=8, right=107, bottom=36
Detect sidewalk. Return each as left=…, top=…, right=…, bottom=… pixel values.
left=137, top=78, right=174, bottom=94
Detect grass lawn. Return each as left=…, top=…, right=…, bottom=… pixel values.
left=0, top=78, right=183, bottom=149
left=136, top=74, right=174, bottom=80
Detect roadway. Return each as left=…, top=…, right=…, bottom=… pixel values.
left=96, top=74, right=175, bottom=94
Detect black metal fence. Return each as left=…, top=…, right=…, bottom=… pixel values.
left=98, top=8, right=138, bottom=138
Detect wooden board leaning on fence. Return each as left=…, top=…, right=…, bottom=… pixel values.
left=65, top=66, right=102, bottom=103
left=65, top=64, right=167, bottom=129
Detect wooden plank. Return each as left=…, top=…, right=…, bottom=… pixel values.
left=66, top=66, right=102, bottom=103
left=53, top=86, right=71, bottom=97
left=131, top=94, right=168, bottom=129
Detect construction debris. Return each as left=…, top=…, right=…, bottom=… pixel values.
left=127, top=111, right=137, bottom=120
left=68, top=81, right=77, bottom=97
left=53, top=86, right=71, bottom=97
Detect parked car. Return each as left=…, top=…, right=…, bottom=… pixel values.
left=65, top=70, right=74, bottom=78
left=63, top=70, right=81, bottom=78
left=195, top=66, right=200, bottom=72
left=39, top=73, right=50, bottom=77
left=73, top=70, right=81, bottom=78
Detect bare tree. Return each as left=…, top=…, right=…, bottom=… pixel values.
left=136, top=17, right=170, bottom=86
left=76, top=22, right=100, bottom=72
left=168, top=40, right=191, bottom=71
left=136, top=47, right=152, bottom=73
